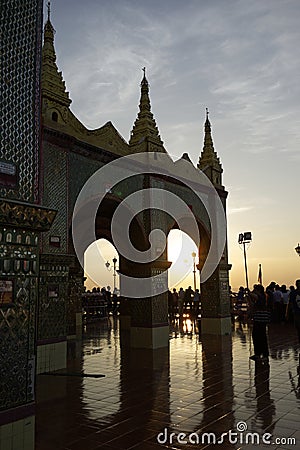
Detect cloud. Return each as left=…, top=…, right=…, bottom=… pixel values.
left=50, top=0, right=300, bottom=288
left=227, top=206, right=254, bottom=215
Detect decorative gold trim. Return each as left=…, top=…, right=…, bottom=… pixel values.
left=0, top=199, right=57, bottom=231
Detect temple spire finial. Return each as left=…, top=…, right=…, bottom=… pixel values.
left=42, top=4, right=71, bottom=109
left=197, top=108, right=223, bottom=186
left=129, top=69, right=165, bottom=151
left=47, top=1, right=51, bottom=21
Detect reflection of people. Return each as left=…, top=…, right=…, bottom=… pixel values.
left=288, top=359, right=300, bottom=400
left=289, top=280, right=300, bottom=343
left=255, top=362, right=276, bottom=433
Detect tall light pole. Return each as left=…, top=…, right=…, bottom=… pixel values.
left=238, top=232, right=252, bottom=291
left=191, top=251, right=197, bottom=291
left=295, top=243, right=300, bottom=257
left=105, top=257, right=118, bottom=291
left=112, top=257, right=117, bottom=291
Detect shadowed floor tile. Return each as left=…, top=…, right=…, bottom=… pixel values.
left=36, top=318, right=300, bottom=449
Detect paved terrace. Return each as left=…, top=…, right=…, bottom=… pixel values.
left=36, top=318, right=300, bottom=450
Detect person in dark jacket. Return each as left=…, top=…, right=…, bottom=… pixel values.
left=249, top=285, right=271, bottom=362
left=290, top=280, right=300, bottom=343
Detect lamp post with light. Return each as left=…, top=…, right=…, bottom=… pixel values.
left=295, top=243, right=300, bottom=257
left=105, top=257, right=118, bottom=291
left=191, top=251, right=197, bottom=291
left=238, top=232, right=252, bottom=292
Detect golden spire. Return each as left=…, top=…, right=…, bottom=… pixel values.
left=44, top=1, right=55, bottom=52
left=129, top=68, right=165, bottom=151
left=203, top=107, right=214, bottom=154
left=41, top=3, right=71, bottom=108
left=47, top=1, right=51, bottom=21
left=198, top=109, right=223, bottom=186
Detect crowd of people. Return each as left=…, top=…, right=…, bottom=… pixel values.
left=167, top=286, right=201, bottom=319
left=82, top=280, right=300, bottom=353
left=232, top=280, right=300, bottom=362
left=232, top=282, right=299, bottom=325
left=82, top=286, right=119, bottom=316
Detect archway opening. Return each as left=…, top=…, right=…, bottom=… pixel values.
left=168, top=229, right=199, bottom=291
left=84, top=238, right=119, bottom=293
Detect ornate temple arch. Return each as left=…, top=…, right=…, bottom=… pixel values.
left=40, top=10, right=231, bottom=348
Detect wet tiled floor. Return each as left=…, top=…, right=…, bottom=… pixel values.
left=36, top=318, right=300, bottom=449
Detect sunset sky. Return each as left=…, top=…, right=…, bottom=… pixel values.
left=49, top=0, right=300, bottom=291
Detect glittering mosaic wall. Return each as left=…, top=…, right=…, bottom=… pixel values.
left=38, top=257, right=68, bottom=340
left=0, top=229, right=39, bottom=411
left=0, top=0, right=43, bottom=412
left=41, top=141, right=68, bottom=254
left=0, top=0, right=42, bottom=203
left=68, top=151, right=105, bottom=214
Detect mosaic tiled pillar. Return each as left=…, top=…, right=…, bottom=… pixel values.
left=0, top=227, right=39, bottom=412
left=0, top=200, right=56, bottom=448
left=37, top=254, right=74, bottom=374
left=67, top=265, right=84, bottom=337
left=119, top=258, right=171, bottom=349
left=118, top=175, right=171, bottom=349
left=200, top=262, right=232, bottom=335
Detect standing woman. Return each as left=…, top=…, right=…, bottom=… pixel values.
left=249, top=285, right=271, bottom=362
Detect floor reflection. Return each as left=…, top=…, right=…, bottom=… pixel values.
left=254, top=360, right=276, bottom=433
left=35, top=318, right=300, bottom=450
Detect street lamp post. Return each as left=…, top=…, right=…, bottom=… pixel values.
left=295, top=243, right=300, bottom=257
left=105, top=257, right=118, bottom=291
left=238, top=232, right=252, bottom=291
left=191, top=252, right=197, bottom=291
left=112, top=257, right=117, bottom=291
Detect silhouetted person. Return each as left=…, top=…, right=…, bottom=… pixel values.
left=167, top=289, right=173, bottom=317
left=287, top=285, right=295, bottom=323
left=266, top=282, right=276, bottom=320
left=178, top=288, right=185, bottom=317
left=236, top=286, right=245, bottom=324
left=193, top=289, right=200, bottom=318
left=249, top=285, right=271, bottom=362
left=184, top=286, right=194, bottom=313
left=280, top=284, right=289, bottom=322
left=290, top=280, right=300, bottom=343
left=172, top=288, right=178, bottom=317
left=273, top=284, right=283, bottom=323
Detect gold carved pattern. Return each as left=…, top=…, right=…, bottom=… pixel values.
left=0, top=200, right=56, bottom=231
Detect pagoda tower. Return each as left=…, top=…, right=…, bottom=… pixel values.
left=198, top=108, right=223, bottom=189
left=198, top=109, right=231, bottom=335
left=129, top=68, right=166, bottom=153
